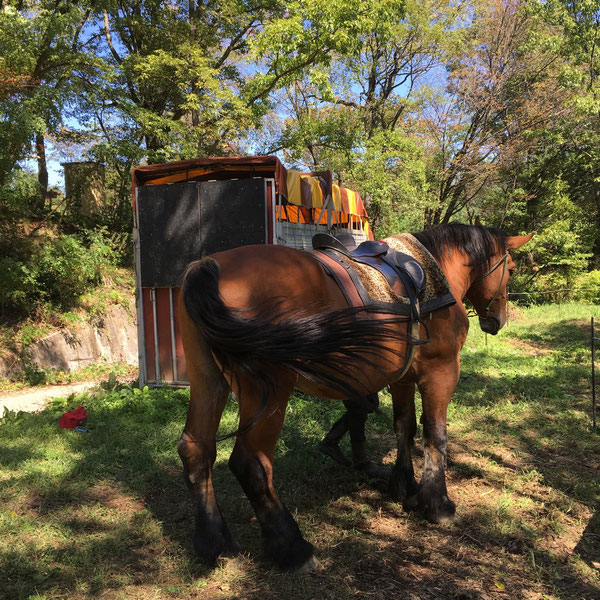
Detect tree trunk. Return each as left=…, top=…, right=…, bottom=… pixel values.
left=35, top=132, right=48, bottom=214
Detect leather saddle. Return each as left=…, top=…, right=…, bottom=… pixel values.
left=308, top=233, right=431, bottom=376
left=311, top=233, right=427, bottom=303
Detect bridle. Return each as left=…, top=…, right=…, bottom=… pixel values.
left=467, top=249, right=511, bottom=318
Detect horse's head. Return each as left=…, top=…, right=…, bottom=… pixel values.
left=466, top=233, right=532, bottom=335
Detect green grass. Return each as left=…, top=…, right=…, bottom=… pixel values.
left=0, top=303, right=599, bottom=600
left=0, top=362, right=138, bottom=392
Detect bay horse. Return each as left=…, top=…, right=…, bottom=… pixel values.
left=177, top=223, right=531, bottom=570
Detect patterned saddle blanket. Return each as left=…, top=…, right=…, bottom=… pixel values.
left=309, top=233, right=455, bottom=317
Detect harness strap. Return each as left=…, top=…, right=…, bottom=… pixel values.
left=478, top=250, right=510, bottom=280
left=306, top=250, right=368, bottom=308
left=306, top=249, right=424, bottom=382
left=483, top=252, right=509, bottom=313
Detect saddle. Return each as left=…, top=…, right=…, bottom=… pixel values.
left=308, top=233, right=427, bottom=318
left=307, top=233, right=431, bottom=381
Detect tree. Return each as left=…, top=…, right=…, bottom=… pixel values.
left=417, top=0, right=569, bottom=226
left=0, top=1, right=94, bottom=210
left=258, top=0, right=458, bottom=233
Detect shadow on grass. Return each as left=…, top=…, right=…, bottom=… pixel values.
left=504, top=317, right=594, bottom=351
left=0, top=315, right=599, bottom=599
left=575, top=510, right=600, bottom=569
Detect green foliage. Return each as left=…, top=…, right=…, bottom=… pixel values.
left=348, top=130, right=428, bottom=236
left=572, top=270, right=600, bottom=304
left=0, top=168, right=40, bottom=215
left=1, top=0, right=599, bottom=309
left=15, top=322, right=50, bottom=347
left=0, top=228, right=122, bottom=318
left=0, top=1, right=96, bottom=185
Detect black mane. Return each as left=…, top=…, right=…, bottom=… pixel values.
left=413, top=223, right=508, bottom=279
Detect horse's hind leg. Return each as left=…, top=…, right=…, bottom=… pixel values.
left=318, top=412, right=352, bottom=466
left=318, top=394, right=389, bottom=478
left=228, top=372, right=315, bottom=571
left=389, top=381, right=419, bottom=504
left=346, top=396, right=390, bottom=479
left=178, top=324, right=237, bottom=563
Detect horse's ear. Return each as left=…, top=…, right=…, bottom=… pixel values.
left=506, top=233, right=533, bottom=249
left=474, top=216, right=482, bottom=226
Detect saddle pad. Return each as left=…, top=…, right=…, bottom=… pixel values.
left=350, top=260, right=410, bottom=306
left=384, top=234, right=456, bottom=315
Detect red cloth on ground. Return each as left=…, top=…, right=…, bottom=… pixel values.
left=59, top=406, right=88, bottom=429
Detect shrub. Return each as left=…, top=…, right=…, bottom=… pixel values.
left=0, top=228, right=122, bottom=318
left=0, top=169, right=40, bottom=215
left=572, top=270, right=600, bottom=304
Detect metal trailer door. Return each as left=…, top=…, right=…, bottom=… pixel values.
left=134, top=178, right=269, bottom=386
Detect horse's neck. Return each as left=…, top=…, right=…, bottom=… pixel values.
left=439, top=251, right=474, bottom=301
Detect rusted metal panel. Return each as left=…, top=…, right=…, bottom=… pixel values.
left=172, top=287, right=187, bottom=382
left=266, top=179, right=274, bottom=244
left=155, top=287, right=174, bottom=382
left=142, top=288, right=156, bottom=382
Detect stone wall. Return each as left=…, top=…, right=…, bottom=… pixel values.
left=0, top=302, right=138, bottom=380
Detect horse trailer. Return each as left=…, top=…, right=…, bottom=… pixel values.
left=132, top=155, right=373, bottom=386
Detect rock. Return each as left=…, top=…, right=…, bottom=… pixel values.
left=0, top=353, right=23, bottom=379
left=25, top=302, right=138, bottom=373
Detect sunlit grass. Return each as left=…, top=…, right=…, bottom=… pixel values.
left=0, top=302, right=598, bottom=599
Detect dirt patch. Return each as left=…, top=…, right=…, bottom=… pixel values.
left=505, top=336, right=554, bottom=356
left=0, top=381, right=100, bottom=414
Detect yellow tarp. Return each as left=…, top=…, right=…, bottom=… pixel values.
left=286, top=170, right=325, bottom=208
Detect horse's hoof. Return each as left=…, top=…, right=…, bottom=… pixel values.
left=436, top=497, right=457, bottom=523
left=318, top=441, right=351, bottom=466
left=194, top=540, right=240, bottom=566
left=403, top=493, right=419, bottom=510
left=420, top=496, right=456, bottom=523
left=297, top=554, right=323, bottom=572
left=267, top=537, right=315, bottom=571
left=355, top=461, right=391, bottom=480
left=193, top=533, right=239, bottom=565
left=221, top=539, right=241, bottom=557
left=389, top=471, right=418, bottom=502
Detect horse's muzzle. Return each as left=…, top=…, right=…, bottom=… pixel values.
left=479, top=315, right=501, bottom=335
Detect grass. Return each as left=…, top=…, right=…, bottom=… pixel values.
left=0, top=362, right=138, bottom=393
left=0, top=303, right=599, bottom=600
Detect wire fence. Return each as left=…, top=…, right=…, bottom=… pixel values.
left=508, top=286, right=599, bottom=303
left=505, top=293, right=599, bottom=431
left=592, top=317, right=598, bottom=431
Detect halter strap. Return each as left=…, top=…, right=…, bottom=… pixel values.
left=476, top=249, right=510, bottom=280
left=471, top=250, right=510, bottom=315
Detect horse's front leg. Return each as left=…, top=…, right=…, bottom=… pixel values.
left=389, top=381, right=419, bottom=504
left=228, top=372, right=316, bottom=571
left=415, top=361, right=458, bottom=522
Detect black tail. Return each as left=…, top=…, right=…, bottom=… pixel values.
left=182, top=257, right=410, bottom=435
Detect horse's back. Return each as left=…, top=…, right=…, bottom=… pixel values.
left=210, top=244, right=346, bottom=313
